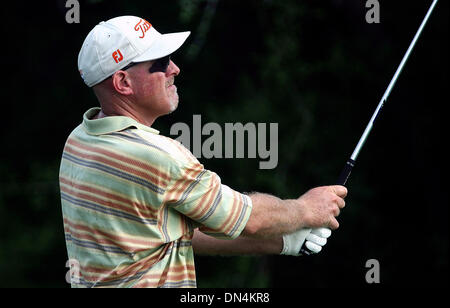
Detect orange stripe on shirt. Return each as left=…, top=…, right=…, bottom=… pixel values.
left=61, top=184, right=157, bottom=221
left=65, top=144, right=163, bottom=190
left=63, top=217, right=162, bottom=248
left=184, top=175, right=220, bottom=220
left=68, top=138, right=171, bottom=183
left=60, top=176, right=153, bottom=213
left=164, top=165, right=202, bottom=204
left=202, top=189, right=241, bottom=236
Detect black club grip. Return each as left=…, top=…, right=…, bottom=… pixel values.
left=336, top=159, right=355, bottom=186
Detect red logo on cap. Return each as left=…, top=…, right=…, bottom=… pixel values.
left=112, top=49, right=124, bottom=63
left=134, top=19, right=152, bottom=38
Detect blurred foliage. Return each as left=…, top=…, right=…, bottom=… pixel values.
left=0, top=0, right=448, bottom=288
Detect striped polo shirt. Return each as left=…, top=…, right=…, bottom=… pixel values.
left=59, top=107, right=252, bottom=288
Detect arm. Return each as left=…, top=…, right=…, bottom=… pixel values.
left=241, top=193, right=302, bottom=238
left=242, top=186, right=347, bottom=238
left=192, top=229, right=283, bottom=256
left=192, top=186, right=347, bottom=256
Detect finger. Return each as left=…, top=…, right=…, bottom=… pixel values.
left=306, top=233, right=327, bottom=246
left=336, top=197, right=345, bottom=209
left=331, top=185, right=347, bottom=198
left=328, top=218, right=339, bottom=230
left=311, top=227, right=332, bottom=238
left=305, top=241, right=322, bottom=253
left=333, top=205, right=341, bottom=217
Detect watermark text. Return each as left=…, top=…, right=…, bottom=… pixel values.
left=170, top=115, right=278, bottom=169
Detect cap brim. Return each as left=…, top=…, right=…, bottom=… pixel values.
left=133, top=31, right=190, bottom=62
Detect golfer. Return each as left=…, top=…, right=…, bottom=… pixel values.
left=60, top=16, right=347, bottom=288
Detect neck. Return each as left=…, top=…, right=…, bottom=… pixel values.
left=98, top=103, right=157, bottom=127
left=95, top=110, right=106, bottom=119
left=94, top=84, right=158, bottom=126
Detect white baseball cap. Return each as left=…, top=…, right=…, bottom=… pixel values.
left=78, top=16, right=190, bottom=87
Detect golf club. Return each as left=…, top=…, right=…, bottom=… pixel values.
left=299, top=0, right=439, bottom=256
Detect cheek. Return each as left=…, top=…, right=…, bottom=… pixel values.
left=133, top=75, right=152, bottom=94
left=140, top=82, right=155, bottom=97
left=130, top=72, right=152, bottom=95
left=139, top=76, right=164, bottom=97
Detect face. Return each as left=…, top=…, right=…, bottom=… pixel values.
left=128, top=58, right=181, bottom=117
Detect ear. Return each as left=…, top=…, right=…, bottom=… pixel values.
left=111, top=71, right=134, bottom=95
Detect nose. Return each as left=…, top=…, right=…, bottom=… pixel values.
left=166, top=60, right=180, bottom=77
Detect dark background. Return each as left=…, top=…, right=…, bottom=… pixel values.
left=0, top=0, right=447, bottom=287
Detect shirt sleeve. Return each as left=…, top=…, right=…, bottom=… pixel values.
left=164, top=159, right=252, bottom=239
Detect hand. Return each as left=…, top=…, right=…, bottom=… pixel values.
left=295, top=185, right=347, bottom=230
left=281, top=227, right=332, bottom=256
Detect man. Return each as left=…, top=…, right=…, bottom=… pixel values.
left=60, top=16, right=347, bottom=288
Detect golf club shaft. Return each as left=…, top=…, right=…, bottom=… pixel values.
left=299, top=0, right=439, bottom=255
left=337, top=0, right=438, bottom=185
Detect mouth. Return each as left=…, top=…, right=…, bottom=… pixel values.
left=166, top=78, right=177, bottom=96
left=167, top=82, right=177, bottom=97
left=166, top=78, right=174, bottom=88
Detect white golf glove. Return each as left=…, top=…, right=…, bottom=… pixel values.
left=280, top=227, right=332, bottom=256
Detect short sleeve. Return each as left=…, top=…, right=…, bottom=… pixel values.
left=164, top=160, right=252, bottom=239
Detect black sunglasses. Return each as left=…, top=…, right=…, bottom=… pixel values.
left=122, top=56, right=171, bottom=73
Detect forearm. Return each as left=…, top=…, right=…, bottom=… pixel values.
left=192, top=229, right=282, bottom=256
left=242, top=192, right=304, bottom=238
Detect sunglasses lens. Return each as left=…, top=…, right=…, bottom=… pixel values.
left=149, top=56, right=170, bottom=73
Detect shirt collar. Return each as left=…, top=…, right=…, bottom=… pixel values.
left=82, top=107, right=160, bottom=136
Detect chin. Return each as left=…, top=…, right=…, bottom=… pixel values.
left=168, top=98, right=179, bottom=113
